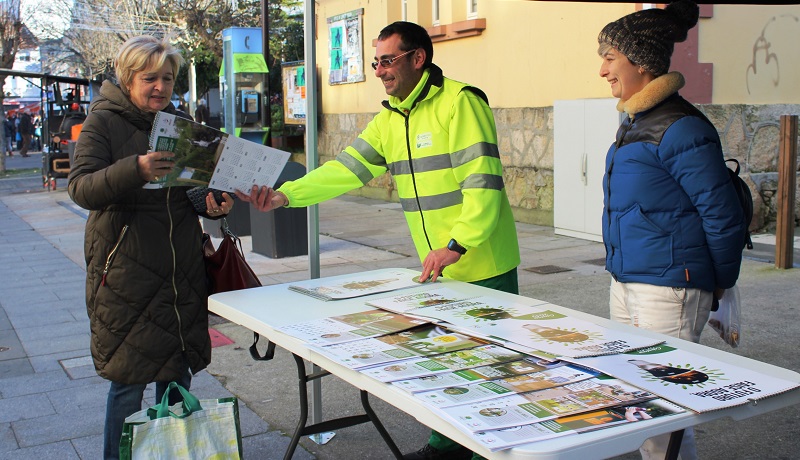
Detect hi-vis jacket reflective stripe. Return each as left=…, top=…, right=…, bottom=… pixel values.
left=279, top=65, right=520, bottom=283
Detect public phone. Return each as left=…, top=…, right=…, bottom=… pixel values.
left=221, top=27, right=269, bottom=144
left=239, top=90, right=260, bottom=125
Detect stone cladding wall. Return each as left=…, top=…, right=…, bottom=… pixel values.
left=305, top=104, right=800, bottom=232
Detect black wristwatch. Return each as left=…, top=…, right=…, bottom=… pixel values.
left=447, top=238, right=467, bottom=255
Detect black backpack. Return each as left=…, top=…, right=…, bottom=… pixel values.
left=725, top=159, right=754, bottom=250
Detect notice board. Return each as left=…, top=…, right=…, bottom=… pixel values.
left=282, top=61, right=306, bottom=125
left=326, top=9, right=365, bottom=85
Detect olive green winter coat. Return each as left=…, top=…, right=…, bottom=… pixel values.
left=68, top=81, right=211, bottom=384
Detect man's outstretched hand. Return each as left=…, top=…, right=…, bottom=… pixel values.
left=235, top=185, right=289, bottom=212
left=419, top=247, right=462, bottom=283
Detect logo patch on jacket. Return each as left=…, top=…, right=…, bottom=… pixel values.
left=416, top=132, right=433, bottom=149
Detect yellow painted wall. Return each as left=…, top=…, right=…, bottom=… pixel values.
left=461, top=1, right=631, bottom=107
left=313, top=1, right=800, bottom=113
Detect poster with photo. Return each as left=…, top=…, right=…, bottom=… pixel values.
left=282, top=61, right=306, bottom=125
left=473, top=398, right=685, bottom=452
left=439, top=376, right=655, bottom=432
left=327, top=9, right=365, bottom=85
left=575, top=344, right=800, bottom=412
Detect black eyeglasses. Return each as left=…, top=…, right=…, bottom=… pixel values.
left=371, top=49, right=417, bottom=71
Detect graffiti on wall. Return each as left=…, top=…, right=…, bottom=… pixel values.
left=746, top=14, right=799, bottom=95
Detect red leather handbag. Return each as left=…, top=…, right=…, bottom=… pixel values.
left=203, top=219, right=262, bottom=294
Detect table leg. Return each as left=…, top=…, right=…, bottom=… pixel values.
left=284, top=353, right=311, bottom=460
left=281, top=353, right=402, bottom=459
left=664, top=429, right=684, bottom=460
left=360, top=390, right=403, bottom=459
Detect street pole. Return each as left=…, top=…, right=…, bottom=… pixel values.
left=188, top=57, right=197, bottom=119
left=261, top=0, right=271, bottom=146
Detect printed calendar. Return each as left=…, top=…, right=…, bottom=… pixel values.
left=147, top=112, right=290, bottom=192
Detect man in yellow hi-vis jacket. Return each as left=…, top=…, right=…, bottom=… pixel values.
left=238, top=22, right=520, bottom=458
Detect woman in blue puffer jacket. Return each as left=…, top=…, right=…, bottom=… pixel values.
left=597, top=1, right=746, bottom=459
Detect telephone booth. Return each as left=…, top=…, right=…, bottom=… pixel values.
left=213, top=27, right=270, bottom=235
left=220, top=27, right=270, bottom=144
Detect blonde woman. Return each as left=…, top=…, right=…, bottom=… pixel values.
left=68, top=35, right=233, bottom=459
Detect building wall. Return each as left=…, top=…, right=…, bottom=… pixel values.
left=5, top=48, right=41, bottom=101
left=314, top=103, right=800, bottom=231
left=314, top=3, right=800, bottom=110
left=308, top=2, right=800, bottom=230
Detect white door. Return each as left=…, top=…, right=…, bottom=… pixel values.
left=554, top=98, right=620, bottom=242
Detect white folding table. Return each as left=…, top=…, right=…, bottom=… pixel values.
left=208, top=268, right=800, bottom=460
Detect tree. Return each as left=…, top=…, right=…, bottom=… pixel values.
left=163, top=0, right=303, bottom=122
left=21, top=0, right=302, bottom=138
left=0, top=0, right=25, bottom=172
left=166, top=0, right=262, bottom=98
left=62, top=0, right=181, bottom=81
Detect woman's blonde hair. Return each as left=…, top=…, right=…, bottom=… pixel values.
left=114, top=36, right=184, bottom=94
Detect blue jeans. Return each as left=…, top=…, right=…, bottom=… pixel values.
left=103, top=365, right=192, bottom=460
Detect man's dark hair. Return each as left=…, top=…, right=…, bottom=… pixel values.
left=378, top=21, right=433, bottom=68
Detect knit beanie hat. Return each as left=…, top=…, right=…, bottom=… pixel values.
left=598, top=0, right=699, bottom=76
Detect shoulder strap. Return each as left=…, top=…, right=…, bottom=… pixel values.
left=249, top=332, right=276, bottom=361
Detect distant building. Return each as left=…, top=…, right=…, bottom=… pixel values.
left=2, top=21, right=41, bottom=109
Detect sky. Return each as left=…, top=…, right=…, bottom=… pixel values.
left=20, top=0, right=71, bottom=40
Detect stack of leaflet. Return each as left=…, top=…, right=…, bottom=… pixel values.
left=276, top=271, right=800, bottom=453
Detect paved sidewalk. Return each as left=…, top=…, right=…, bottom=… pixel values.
left=0, top=180, right=314, bottom=459
left=0, top=173, right=798, bottom=459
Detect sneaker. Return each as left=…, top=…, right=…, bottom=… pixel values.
left=402, top=443, right=472, bottom=460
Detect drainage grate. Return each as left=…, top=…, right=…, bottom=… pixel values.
left=524, top=265, right=572, bottom=275
left=583, top=258, right=606, bottom=266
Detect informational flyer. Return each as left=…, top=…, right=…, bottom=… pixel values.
left=405, top=296, right=664, bottom=358
left=278, top=309, right=428, bottom=346
left=439, top=377, right=655, bottom=432
left=365, top=287, right=471, bottom=314
left=312, top=325, right=487, bottom=370
left=359, top=344, right=524, bottom=382
left=288, top=268, right=424, bottom=301
left=414, top=364, right=597, bottom=408
left=392, top=358, right=563, bottom=393
left=147, top=112, right=289, bottom=193
left=473, top=398, right=685, bottom=452
left=575, top=344, right=800, bottom=412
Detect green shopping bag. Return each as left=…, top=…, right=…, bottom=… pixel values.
left=120, top=382, right=242, bottom=459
